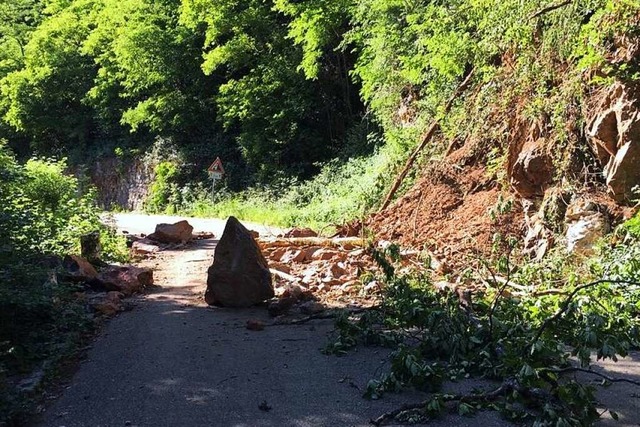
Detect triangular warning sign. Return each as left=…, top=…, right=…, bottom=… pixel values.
left=207, top=157, right=225, bottom=175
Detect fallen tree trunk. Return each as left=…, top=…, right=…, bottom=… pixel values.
left=258, top=236, right=365, bottom=249
left=378, top=69, right=475, bottom=213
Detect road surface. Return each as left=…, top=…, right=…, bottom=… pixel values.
left=102, top=212, right=283, bottom=237
left=35, top=214, right=639, bottom=426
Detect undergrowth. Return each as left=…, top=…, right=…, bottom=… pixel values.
left=182, top=142, right=395, bottom=230
left=326, top=236, right=640, bottom=426
left=0, top=141, right=128, bottom=424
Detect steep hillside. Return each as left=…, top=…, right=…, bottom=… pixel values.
left=369, top=5, right=640, bottom=269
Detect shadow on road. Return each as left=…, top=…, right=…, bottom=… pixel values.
left=37, top=236, right=640, bottom=427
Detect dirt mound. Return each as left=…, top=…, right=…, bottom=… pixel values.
left=369, top=142, right=524, bottom=269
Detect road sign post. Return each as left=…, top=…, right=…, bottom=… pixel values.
left=207, top=157, right=225, bottom=201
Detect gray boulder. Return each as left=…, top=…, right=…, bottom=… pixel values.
left=205, top=216, right=274, bottom=307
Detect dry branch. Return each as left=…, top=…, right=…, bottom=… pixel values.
left=529, top=0, right=572, bottom=19
left=370, top=378, right=551, bottom=426
left=378, top=69, right=475, bottom=213
left=544, top=367, right=640, bottom=387
left=270, top=306, right=374, bottom=326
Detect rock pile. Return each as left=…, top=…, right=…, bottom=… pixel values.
left=61, top=253, right=153, bottom=317
left=257, top=233, right=429, bottom=315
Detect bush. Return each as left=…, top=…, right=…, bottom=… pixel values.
left=184, top=140, right=394, bottom=229
left=328, top=243, right=640, bottom=425
left=0, top=142, right=128, bottom=423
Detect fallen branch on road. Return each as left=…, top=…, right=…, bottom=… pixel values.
left=370, top=378, right=552, bottom=426
left=270, top=306, right=377, bottom=326
left=543, top=367, right=640, bottom=387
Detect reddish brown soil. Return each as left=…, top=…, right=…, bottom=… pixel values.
left=369, top=143, right=525, bottom=270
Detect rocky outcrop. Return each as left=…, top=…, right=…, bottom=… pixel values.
left=148, top=221, right=193, bottom=244
left=510, top=138, right=554, bottom=198
left=204, top=216, right=274, bottom=307
left=90, top=157, right=155, bottom=210
left=588, top=82, right=640, bottom=203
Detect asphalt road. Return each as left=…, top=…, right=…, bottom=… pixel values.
left=36, top=231, right=509, bottom=427
left=35, top=214, right=639, bottom=426
left=102, top=213, right=283, bottom=237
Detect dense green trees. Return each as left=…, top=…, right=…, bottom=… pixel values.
left=0, top=0, right=636, bottom=185
left=0, top=0, right=363, bottom=181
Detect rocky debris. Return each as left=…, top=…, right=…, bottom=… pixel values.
left=193, top=231, right=216, bottom=240
left=299, top=300, right=325, bottom=315
left=124, top=233, right=139, bottom=248
left=510, top=138, right=554, bottom=198
left=147, top=220, right=194, bottom=244
left=80, top=231, right=101, bottom=263
left=131, top=239, right=161, bottom=255
left=93, top=266, right=153, bottom=295
left=539, top=187, right=571, bottom=232
left=268, top=297, right=297, bottom=316
left=63, top=255, right=98, bottom=282
left=332, top=220, right=362, bottom=238
left=523, top=212, right=553, bottom=261
left=565, top=198, right=610, bottom=255
left=280, top=249, right=307, bottom=263
left=86, top=291, right=125, bottom=316
left=258, top=237, right=429, bottom=308
left=311, top=248, right=341, bottom=261
left=283, top=227, right=318, bottom=238
left=259, top=236, right=364, bottom=250
left=205, top=216, right=274, bottom=308
left=368, top=141, right=525, bottom=271
left=588, top=82, right=640, bottom=202
left=246, top=319, right=265, bottom=331
left=521, top=198, right=555, bottom=261
left=266, top=282, right=317, bottom=316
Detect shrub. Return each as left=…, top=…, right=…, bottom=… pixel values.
left=0, top=142, right=128, bottom=423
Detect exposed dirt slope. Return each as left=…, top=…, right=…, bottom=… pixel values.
left=369, top=141, right=524, bottom=269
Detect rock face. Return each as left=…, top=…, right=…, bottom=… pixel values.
left=90, top=156, right=154, bottom=210
left=510, top=138, right=554, bottom=198
left=588, top=82, right=640, bottom=202
left=205, top=216, right=274, bottom=307
left=148, top=220, right=193, bottom=244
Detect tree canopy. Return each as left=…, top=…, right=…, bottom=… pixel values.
left=0, top=0, right=635, bottom=181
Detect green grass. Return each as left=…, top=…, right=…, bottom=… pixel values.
left=183, top=147, right=398, bottom=231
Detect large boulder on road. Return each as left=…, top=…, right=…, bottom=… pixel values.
left=205, top=216, right=274, bottom=307
left=148, top=220, right=193, bottom=244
